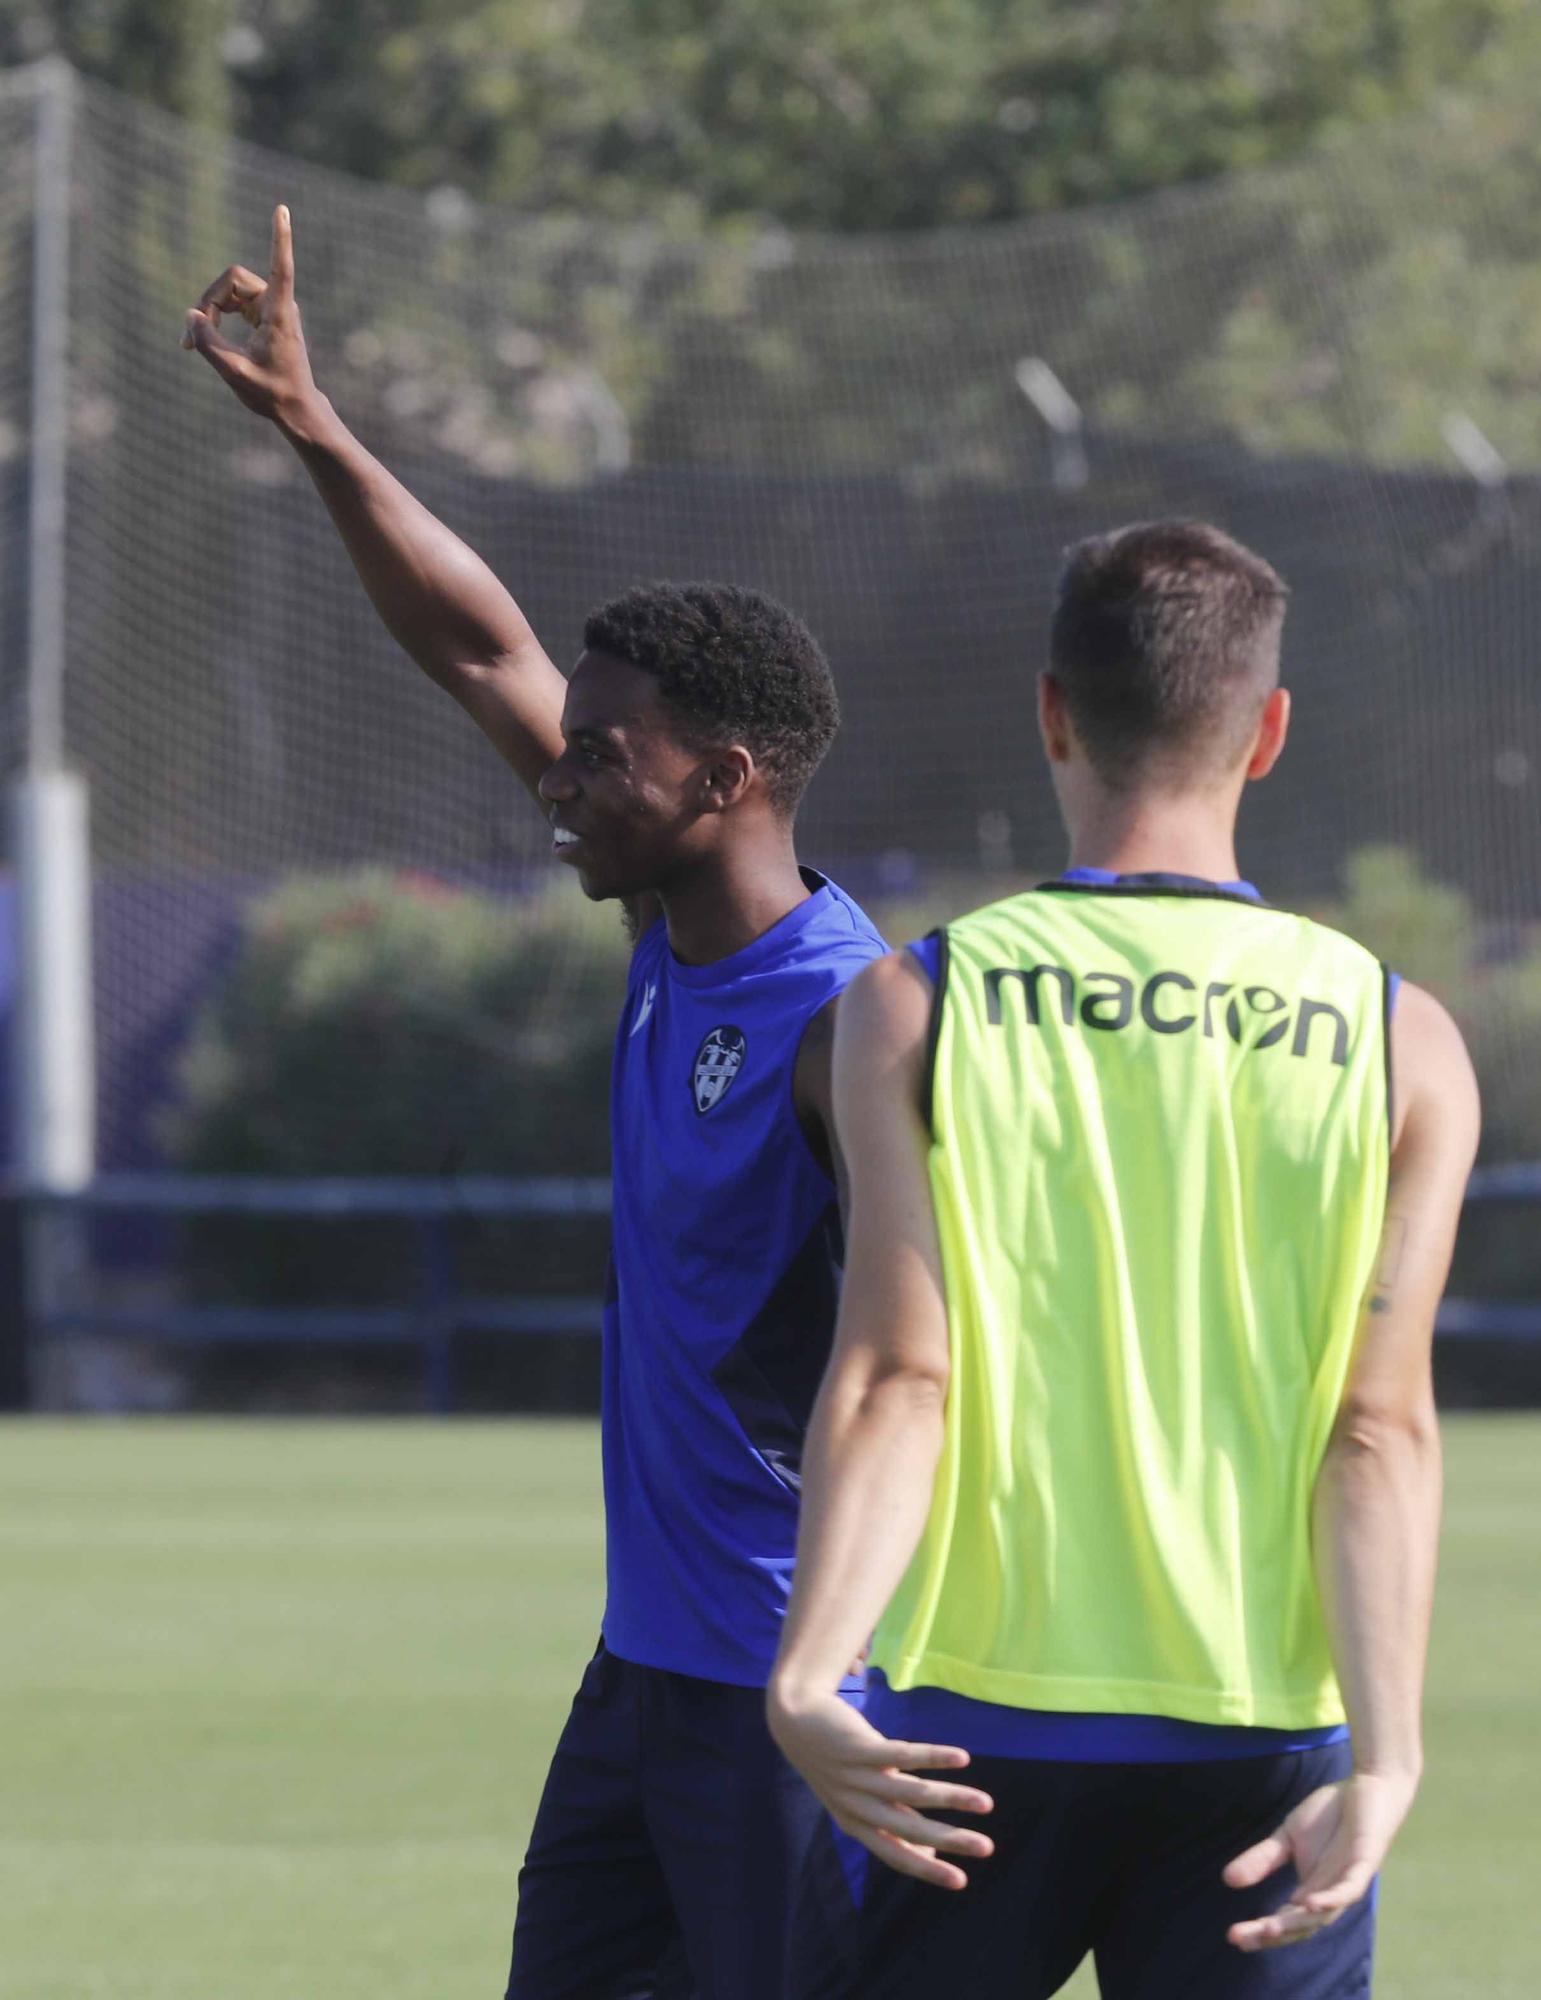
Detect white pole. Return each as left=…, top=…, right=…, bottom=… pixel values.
left=10, top=775, right=95, bottom=1190
left=1014, top=356, right=1089, bottom=492
left=1441, top=411, right=1508, bottom=488
left=11, top=59, right=95, bottom=1195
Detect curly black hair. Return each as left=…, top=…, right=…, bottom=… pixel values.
left=582, top=581, right=839, bottom=816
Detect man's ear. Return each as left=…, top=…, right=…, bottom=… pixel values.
left=1038, top=673, right=1073, bottom=764
left=1245, top=687, right=1291, bottom=782
left=698, top=744, right=756, bottom=812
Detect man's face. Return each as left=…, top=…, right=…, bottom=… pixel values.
left=538, top=650, right=715, bottom=902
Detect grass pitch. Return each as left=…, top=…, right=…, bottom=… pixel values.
left=1, top=1415, right=1536, bottom=1999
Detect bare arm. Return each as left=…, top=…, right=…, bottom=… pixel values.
left=768, top=953, right=994, bottom=1890
left=1314, top=983, right=1475, bottom=1786
left=183, top=206, right=566, bottom=803
left=1226, top=979, right=1480, bottom=1952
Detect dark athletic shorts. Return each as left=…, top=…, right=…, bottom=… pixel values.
left=506, top=1642, right=854, bottom=2000
left=787, top=1740, right=1374, bottom=2000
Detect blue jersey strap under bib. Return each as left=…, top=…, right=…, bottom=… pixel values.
left=865, top=1671, right=1347, bottom=1764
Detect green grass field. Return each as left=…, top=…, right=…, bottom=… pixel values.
left=1, top=1416, right=1536, bottom=1999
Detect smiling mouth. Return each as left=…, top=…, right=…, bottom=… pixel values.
left=552, top=826, right=584, bottom=859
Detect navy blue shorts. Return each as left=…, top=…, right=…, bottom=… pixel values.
left=506, top=1642, right=849, bottom=2000
left=788, top=1742, right=1374, bottom=2000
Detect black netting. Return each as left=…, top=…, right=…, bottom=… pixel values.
left=2, top=67, right=1537, bottom=1180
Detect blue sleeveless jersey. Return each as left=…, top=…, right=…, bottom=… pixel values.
left=602, top=870, right=887, bottom=1686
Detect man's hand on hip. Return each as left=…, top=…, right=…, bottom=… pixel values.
left=1224, top=1768, right=1417, bottom=1952
left=767, top=1684, right=994, bottom=1892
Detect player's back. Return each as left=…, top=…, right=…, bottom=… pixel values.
left=874, top=879, right=1390, bottom=1729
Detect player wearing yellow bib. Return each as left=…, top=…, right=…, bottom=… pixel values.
left=769, top=521, right=1479, bottom=1998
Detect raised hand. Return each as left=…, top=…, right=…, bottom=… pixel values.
left=182, top=205, right=317, bottom=427
left=178, top=200, right=566, bottom=799
left=1223, top=1770, right=1415, bottom=1952
left=767, top=1687, right=994, bottom=1891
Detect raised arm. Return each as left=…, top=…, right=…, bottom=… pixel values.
left=183, top=206, right=566, bottom=803
left=1225, top=979, right=1480, bottom=1952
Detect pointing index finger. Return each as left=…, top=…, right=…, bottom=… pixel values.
left=269, top=204, right=295, bottom=303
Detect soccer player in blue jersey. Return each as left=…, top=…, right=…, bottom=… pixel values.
left=185, top=209, right=886, bottom=1999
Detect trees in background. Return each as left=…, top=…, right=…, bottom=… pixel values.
left=18, top=3, right=1541, bottom=472
left=6, top=0, right=1535, bottom=230
left=1, top=0, right=231, bottom=127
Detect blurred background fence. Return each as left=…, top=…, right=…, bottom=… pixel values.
left=2, top=60, right=1539, bottom=1409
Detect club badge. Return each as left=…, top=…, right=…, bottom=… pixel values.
left=693, top=1026, right=747, bottom=1115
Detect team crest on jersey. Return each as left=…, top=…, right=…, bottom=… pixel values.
left=693, top=1026, right=747, bottom=1114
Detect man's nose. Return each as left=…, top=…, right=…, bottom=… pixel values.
left=539, top=756, right=578, bottom=804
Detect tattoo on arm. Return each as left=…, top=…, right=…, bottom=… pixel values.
left=1368, top=1213, right=1410, bottom=1315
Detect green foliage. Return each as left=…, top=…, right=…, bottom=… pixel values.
left=25, top=2, right=1541, bottom=478
left=3, top=0, right=232, bottom=128
left=148, top=846, right=1541, bottom=1310
left=1315, top=843, right=1541, bottom=1173
left=224, top=0, right=1535, bottom=231
left=7, top=0, right=1528, bottom=229
left=1095, top=81, right=1541, bottom=465
left=164, top=869, right=628, bottom=1303
left=1467, top=950, right=1541, bottom=1172
left=1316, top=844, right=1479, bottom=996
left=168, top=868, right=627, bottom=1177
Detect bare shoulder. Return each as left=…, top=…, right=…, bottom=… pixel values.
left=1390, top=980, right=1480, bottom=1157
left=795, top=953, right=931, bottom=1142
left=835, top=949, right=932, bottom=1049
left=799, top=949, right=930, bottom=1070
left=823, top=952, right=935, bottom=1128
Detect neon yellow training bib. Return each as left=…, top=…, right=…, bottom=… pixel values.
left=871, top=884, right=1390, bottom=1729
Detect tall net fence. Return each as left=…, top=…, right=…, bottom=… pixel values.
left=3, top=62, right=1540, bottom=1201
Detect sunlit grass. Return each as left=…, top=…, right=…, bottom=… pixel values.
left=1, top=1416, right=1534, bottom=1999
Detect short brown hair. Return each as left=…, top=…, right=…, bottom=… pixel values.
left=1048, top=520, right=1288, bottom=788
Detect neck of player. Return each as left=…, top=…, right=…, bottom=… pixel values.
left=661, top=832, right=811, bottom=966
left=1060, top=779, right=1245, bottom=886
